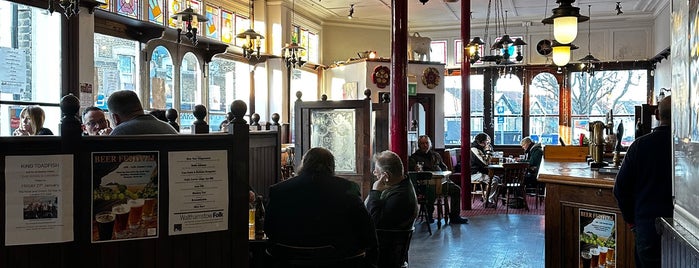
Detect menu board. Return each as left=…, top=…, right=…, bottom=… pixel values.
left=0, top=47, right=28, bottom=94
left=168, top=150, right=228, bottom=235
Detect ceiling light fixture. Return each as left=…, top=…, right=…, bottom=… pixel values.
left=172, top=6, right=209, bottom=46
left=348, top=4, right=354, bottom=19
left=282, top=0, right=306, bottom=69
left=551, top=40, right=578, bottom=66
left=236, top=0, right=265, bottom=60
left=578, top=5, right=599, bottom=75
left=615, top=2, right=623, bottom=15
left=542, top=0, right=589, bottom=44
left=467, top=0, right=526, bottom=65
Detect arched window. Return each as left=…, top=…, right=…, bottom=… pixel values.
left=178, top=52, right=202, bottom=132
left=529, top=73, right=560, bottom=145
left=493, top=75, right=523, bottom=145
left=149, top=45, right=173, bottom=110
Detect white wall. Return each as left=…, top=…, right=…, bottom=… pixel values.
left=653, top=1, right=672, bottom=96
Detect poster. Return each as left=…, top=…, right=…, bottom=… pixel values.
left=5, top=155, right=74, bottom=246
left=168, top=150, right=228, bottom=235
left=91, top=152, right=159, bottom=243
left=579, top=209, right=616, bottom=268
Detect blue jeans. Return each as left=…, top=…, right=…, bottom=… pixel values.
left=631, top=220, right=661, bottom=268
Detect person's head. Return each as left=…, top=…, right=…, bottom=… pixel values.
left=417, top=135, right=433, bottom=153
left=520, top=136, right=533, bottom=150
left=149, top=110, right=167, bottom=122
left=82, top=107, right=110, bottom=135
left=219, top=120, right=229, bottom=132
left=473, top=132, right=491, bottom=148
left=296, top=147, right=335, bottom=176
left=19, top=106, right=46, bottom=135
left=373, top=150, right=405, bottom=186
left=107, top=90, right=144, bottom=125
left=656, top=95, right=671, bottom=125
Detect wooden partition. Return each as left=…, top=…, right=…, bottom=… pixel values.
left=249, top=130, right=281, bottom=200
left=0, top=97, right=250, bottom=268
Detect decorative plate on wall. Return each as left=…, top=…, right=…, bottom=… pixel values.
left=372, top=65, right=391, bottom=88
left=422, top=67, right=440, bottom=89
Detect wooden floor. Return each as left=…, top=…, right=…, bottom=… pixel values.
left=408, top=214, right=545, bottom=268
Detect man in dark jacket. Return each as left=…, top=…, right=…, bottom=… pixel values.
left=408, top=135, right=468, bottom=224
left=614, top=96, right=673, bottom=268
left=520, top=136, right=544, bottom=187
left=265, top=147, right=378, bottom=267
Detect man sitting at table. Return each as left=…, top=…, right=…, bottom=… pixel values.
left=520, top=136, right=544, bottom=187
left=408, top=135, right=468, bottom=224
left=470, top=133, right=501, bottom=208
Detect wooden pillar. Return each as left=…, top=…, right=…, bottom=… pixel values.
left=460, top=0, right=472, bottom=210
left=249, top=68, right=256, bottom=115
left=390, top=0, right=408, bottom=166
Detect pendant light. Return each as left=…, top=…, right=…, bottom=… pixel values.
left=578, top=5, right=600, bottom=75
left=542, top=0, right=589, bottom=44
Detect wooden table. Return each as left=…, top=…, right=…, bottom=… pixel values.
left=408, top=171, right=452, bottom=228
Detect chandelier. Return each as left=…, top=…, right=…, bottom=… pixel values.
left=282, top=0, right=305, bottom=69
left=578, top=5, right=599, bottom=75
left=467, top=0, right=527, bottom=65
left=47, top=0, right=80, bottom=18
left=236, top=0, right=264, bottom=60
left=171, top=6, right=208, bottom=46
left=542, top=0, right=589, bottom=44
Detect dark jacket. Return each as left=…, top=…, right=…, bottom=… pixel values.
left=408, top=150, right=447, bottom=171
left=36, top=128, right=54, bottom=135
left=470, top=141, right=488, bottom=175
left=525, top=142, right=544, bottom=175
left=613, top=126, right=673, bottom=224
left=365, top=177, right=418, bottom=230
left=265, top=172, right=378, bottom=263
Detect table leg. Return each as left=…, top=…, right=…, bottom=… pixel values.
left=436, top=197, right=443, bottom=229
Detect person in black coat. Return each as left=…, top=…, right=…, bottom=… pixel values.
left=614, top=96, right=673, bottom=268
left=470, top=133, right=500, bottom=208
left=265, top=147, right=378, bottom=267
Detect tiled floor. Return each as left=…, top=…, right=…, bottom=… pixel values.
left=408, top=214, right=545, bottom=268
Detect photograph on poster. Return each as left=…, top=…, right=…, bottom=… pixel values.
left=91, top=151, right=159, bottom=243
left=23, top=196, right=58, bottom=220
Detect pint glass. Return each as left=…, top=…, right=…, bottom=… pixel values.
left=112, top=204, right=131, bottom=239
left=96, top=211, right=115, bottom=241
left=127, top=199, right=145, bottom=229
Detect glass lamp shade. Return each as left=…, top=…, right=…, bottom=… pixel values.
left=552, top=45, right=571, bottom=66
left=553, top=16, right=578, bottom=44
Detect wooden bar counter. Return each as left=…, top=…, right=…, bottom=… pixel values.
left=538, top=159, right=635, bottom=268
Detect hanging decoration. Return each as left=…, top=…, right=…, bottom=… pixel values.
left=372, top=66, right=390, bottom=89
left=466, top=0, right=527, bottom=65
left=422, top=67, right=441, bottom=89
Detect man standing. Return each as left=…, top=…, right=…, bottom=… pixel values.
left=82, top=106, right=112, bottom=135
left=106, top=90, right=178, bottom=135
left=408, top=135, right=468, bottom=224
left=614, top=96, right=673, bottom=268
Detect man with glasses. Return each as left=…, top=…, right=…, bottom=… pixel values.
left=82, top=106, right=112, bottom=135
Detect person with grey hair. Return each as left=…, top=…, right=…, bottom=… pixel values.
left=614, top=95, right=672, bottom=267
left=366, top=150, right=418, bottom=230
left=408, top=135, right=468, bottom=224
left=106, top=90, right=178, bottom=135
left=265, top=147, right=378, bottom=266
left=520, top=136, right=543, bottom=187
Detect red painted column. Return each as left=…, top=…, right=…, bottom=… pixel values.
left=390, top=0, right=409, bottom=167
left=460, top=0, right=473, bottom=210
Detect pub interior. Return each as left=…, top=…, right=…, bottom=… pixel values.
left=1, top=0, right=698, bottom=267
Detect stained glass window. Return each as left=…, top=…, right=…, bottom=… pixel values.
left=148, top=0, right=163, bottom=24
left=116, top=0, right=138, bottom=18
left=205, top=5, right=219, bottom=40
left=220, top=10, right=233, bottom=44
left=234, top=14, right=248, bottom=47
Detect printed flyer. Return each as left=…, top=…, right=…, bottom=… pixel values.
left=5, top=155, right=74, bottom=245
left=579, top=209, right=616, bottom=268
left=91, top=152, right=159, bottom=243
left=168, top=150, right=228, bottom=235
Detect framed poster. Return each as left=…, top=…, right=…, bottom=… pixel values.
left=579, top=209, right=616, bottom=268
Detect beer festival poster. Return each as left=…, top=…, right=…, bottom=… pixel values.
left=579, top=208, right=616, bottom=268
left=91, top=151, right=160, bottom=243
left=4, top=155, right=74, bottom=246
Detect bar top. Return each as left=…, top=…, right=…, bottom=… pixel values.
left=537, top=159, right=617, bottom=189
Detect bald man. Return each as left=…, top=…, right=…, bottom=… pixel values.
left=614, top=95, right=672, bottom=268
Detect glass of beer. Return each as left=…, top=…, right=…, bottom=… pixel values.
left=95, top=211, right=115, bottom=241
left=127, top=199, right=145, bottom=229
left=142, top=198, right=157, bottom=221
left=590, top=247, right=600, bottom=268
left=112, top=204, right=131, bottom=239
left=599, top=246, right=608, bottom=267
left=581, top=250, right=592, bottom=268
left=606, top=247, right=615, bottom=266
left=248, top=208, right=256, bottom=240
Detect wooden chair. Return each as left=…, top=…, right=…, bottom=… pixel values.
left=496, top=162, right=530, bottom=213
left=471, top=181, right=485, bottom=204
left=266, top=243, right=367, bottom=268
left=376, top=227, right=415, bottom=268
left=408, top=171, right=434, bottom=235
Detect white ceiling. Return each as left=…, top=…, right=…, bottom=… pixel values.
left=295, top=0, right=669, bottom=30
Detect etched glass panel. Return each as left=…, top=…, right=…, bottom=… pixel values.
left=310, top=109, right=356, bottom=173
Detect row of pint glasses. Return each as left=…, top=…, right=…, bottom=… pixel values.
left=581, top=246, right=615, bottom=268
left=96, top=198, right=156, bottom=240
